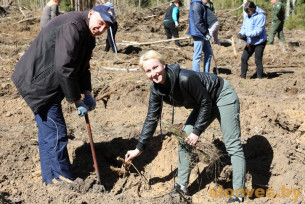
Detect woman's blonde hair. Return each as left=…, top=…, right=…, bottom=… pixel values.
left=138, top=50, right=165, bottom=69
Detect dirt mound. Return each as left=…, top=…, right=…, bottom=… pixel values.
left=1, top=5, right=305, bottom=204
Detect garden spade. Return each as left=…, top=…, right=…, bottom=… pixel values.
left=208, top=41, right=220, bottom=75
left=84, top=113, right=101, bottom=184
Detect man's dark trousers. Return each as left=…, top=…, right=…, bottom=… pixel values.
left=34, top=94, right=73, bottom=183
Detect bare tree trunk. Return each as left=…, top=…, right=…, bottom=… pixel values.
left=138, top=0, right=141, bottom=8
left=243, top=0, right=247, bottom=17
left=185, top=0, right=190, bottom=10
left=286, top=0, right=290, bottom=18
left=292, top=0, right=297, bottom=16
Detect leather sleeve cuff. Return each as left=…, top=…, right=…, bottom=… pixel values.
left=192, top=128, right=201, bottom=136
left=136, top=142, right=145, bottom=152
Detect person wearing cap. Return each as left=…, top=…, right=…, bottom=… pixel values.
left=188, top=0, right=213, bottom=73
left=267, top=0, right=285, bottom=45
left=238, top=1, right=267, bottom=79
left=97, top=0, right=118, bottom=53
left=163, top=0, right=182, bottom=47
left=11, top=5, right=114, bottom=184
left=40, top=0, right=61, bottom=28
left=125, top=50, right=245, bottom=202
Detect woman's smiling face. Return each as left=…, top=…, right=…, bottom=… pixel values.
left=142, top=58, right=166, bottom=84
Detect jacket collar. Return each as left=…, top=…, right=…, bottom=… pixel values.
left=153, top=64, right=180, bottom=96
left=81, top=10, right=90, bottom=29
left=166, top=64, right=180, bottom=94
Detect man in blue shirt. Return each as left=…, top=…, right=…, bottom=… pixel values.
left=163, top=0, right=182, bottom=46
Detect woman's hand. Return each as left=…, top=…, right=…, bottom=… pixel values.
left=186, top=133, right=199, bottom=146
left=125, top=148, right=142, bottom=162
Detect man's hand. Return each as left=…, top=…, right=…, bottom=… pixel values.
left=175, top=21, right=179, bottom=27
left=125, top=148, right=142, bottom=162
left=75, top=101, right=88, bottom=117
left=203, top=34, right=211, bottom=41
left=185, top=133, right=199, bottom=146
left=84, top=93, right=96, bottom=111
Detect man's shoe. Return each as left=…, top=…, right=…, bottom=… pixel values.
left=170, top=183, right=189, bottom=196
left=227, top=196, right=244, bottom=203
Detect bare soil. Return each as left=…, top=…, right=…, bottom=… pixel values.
left=0, top=5, right=305, bottom=204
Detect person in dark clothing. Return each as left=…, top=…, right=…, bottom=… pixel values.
left=125, top=50, right=245, bottom=203
left=238, top=1, right=267, bottom=79
left=163, top=0, right=182, bottom=46
left=97, top=1, right=118, bottom=53
left=11, top=5, right=114, bottom=184
left=203, top=0, right=220, bottom=45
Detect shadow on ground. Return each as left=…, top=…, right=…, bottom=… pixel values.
left=71, top=134, right=164, bottom=191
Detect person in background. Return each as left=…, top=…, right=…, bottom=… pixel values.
left=203, top=0, right=221, bottom=45
left=205, top=0, right=214, bottom=12
left=12, top=5, right=113, bottom=184
left=267, top=0, right=285, bottom=45
left=188, top=0, right=212, bottom=73
left=125, top=50, right=245, bottom=203
left=238, top=1, right=267, bottom=79
left=40, top=0, right=61, bottom=28
left=163, top=0, right=182, bottom=47
left=96, top=0, right=118, bottom=53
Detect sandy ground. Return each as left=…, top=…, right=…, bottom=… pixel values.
left=0, top=5, right=305, bottom=204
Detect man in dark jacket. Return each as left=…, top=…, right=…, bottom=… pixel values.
left=11, top=5, right=113, bottom=184
left=188, top=0, right=213, bottom=73
left=163, top=0, right=182, bottom=46
left=125, top=50, right=245, bottom=203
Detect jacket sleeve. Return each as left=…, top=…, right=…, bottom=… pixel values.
left=193, top=2, right=208, bottom=35
left=136, top=87, right=163, bottom=151
left=181, top=75, right=212, bottom=136
left=50, top=5, right=58, bottom=19
left=172, top=7, right=179, bottom=22
left=54, top=23, right=84, bottom=102
left=246, top=14, right=266, bottom=38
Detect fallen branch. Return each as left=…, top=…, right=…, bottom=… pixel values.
left=231, top=36, right=238, bottom=57
left=217, top=3, right=244, bottom=14
left=117, top=36, right=191, bottom=46
left=143, top=15, right=156, bottom=19
left=99, top=66, right=139, bottom=72
left=15, top=16, right=39, bottom=24
left=19, top=6, right=27, bottom=18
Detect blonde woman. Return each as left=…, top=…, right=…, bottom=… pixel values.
left=125, top=50, right=245, bottom=203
